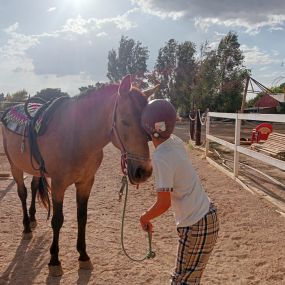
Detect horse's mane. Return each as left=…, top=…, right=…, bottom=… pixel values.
left=72, top=83, right=147, bottom=108
left=73, top=83, right=118, bottom=100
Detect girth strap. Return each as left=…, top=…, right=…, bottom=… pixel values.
left=26, top=96, right=69, bottom=172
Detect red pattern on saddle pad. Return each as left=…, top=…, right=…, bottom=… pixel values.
left=1, top=103, right=42, bottom=136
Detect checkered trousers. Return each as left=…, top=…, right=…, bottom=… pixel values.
left=171, top=203, right=219, bottom=285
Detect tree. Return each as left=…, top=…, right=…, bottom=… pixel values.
left=6, top=89, right=28, bottom=102
left=271, top=82, right=285, bottom=93
left=214, top=32, right=249, bottom=112
left=153, top=39, right=178, bottom=101
left=107, top=36, right=149, bottom=87
left=174, top=41, right=196, bottom=114
left=192, top=42, right=219, bottom=112
left=34, top=88, right=69, bottom=101
left=79, top=82, right=106, bottom=93
left=152, top=39, right=198, bottom=115
left=0, top=89, right=29, bottom=111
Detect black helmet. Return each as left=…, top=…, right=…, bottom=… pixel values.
left=141, top=99, right=176, bottom=139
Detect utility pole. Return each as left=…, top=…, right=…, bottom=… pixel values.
left=240, top=76, right=250, bottom=113
left=195, top=109, right=201, bottom=146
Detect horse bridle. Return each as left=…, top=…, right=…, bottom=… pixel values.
left=110, top=92, right=151, bottom=176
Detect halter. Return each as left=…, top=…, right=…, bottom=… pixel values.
left=111, top=90, right=156, bottom=261
left=110, top=92, right=151, bottom=176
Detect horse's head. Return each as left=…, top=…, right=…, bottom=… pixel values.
left=111, top=75, right=159, bottom=185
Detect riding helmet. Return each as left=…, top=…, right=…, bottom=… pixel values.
left=141, top=99, right=176, bottom=139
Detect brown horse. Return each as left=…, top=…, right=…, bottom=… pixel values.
left=2, top=75, right=157, bottom=276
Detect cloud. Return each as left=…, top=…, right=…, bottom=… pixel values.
left=0, top=8, right=138, bottom=79
left=241, top=44, right=279, bottom=65
left=47, top=7, right=56, bottom=13
left=96, top=32, right=108, bottom=37
left=62, top=15, right=90, bottom=35
left=4, top=22, right=19, bottom=33
left=0, top=22, right=39, bottom=73
left=60, top=9, right=137, bottom=37
left=0, top=24, right=98, bottom=95
left=133, top=0, right=285, bottom=33
left=131, top=0, right=184, bottom=20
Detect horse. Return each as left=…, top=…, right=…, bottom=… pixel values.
left=1, top=75, right=158, bottom=276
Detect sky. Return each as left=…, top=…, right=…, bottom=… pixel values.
left=1, top=0, right=285, bottom=99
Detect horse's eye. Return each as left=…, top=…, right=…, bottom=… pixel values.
left=122, top=120, right=130, bottom=127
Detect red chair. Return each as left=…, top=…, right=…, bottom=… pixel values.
left=251, top=123, right=273, bottom=144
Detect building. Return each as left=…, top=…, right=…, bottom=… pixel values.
left=253, top=88, right=285, bottom=113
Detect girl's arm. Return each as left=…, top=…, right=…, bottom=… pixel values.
left=140, top=191, right=171, bottom=232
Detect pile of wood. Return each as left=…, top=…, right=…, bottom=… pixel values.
left=251, top=132, right=285, bottom=160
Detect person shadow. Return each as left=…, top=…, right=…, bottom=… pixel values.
left=0, top=233, right=49, bottom=285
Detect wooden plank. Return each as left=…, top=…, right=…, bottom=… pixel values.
left=237, top=146, right=285, bottom=171
left=208, top=112, right=236, bottom=119
left=237, top=113, right=285, bottom=123
left=208, top=112, right=285, bottom=122
left=271, top=132, right=285, bottom=137
left=250, top=131, right=285, bottom=158
left=260, top=149, right=282, bottom=156
left=259, top=145, right=284, bottom=151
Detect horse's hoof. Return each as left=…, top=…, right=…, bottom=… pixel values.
left=79, top=260, right=93, bottom=270
left=30, top=220, right=37, bottom=229
left=22, top=232, right=33, bottom=240
left=49, top=265, right=63, bottom=277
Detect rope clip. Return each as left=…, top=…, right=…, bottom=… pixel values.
left=118, top=175, right=128, bottom=202
left=147, top=251, right=156, bottom=259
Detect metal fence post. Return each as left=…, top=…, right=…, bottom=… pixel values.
left=234, top=113, right=241, bottom=177
left=205, top=113, right=210, bottom=157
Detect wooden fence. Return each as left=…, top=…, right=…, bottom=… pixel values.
left=205, top=113, right=285, bottom=176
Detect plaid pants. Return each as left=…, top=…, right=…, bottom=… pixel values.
left=171, top=203, right=219, bottom=285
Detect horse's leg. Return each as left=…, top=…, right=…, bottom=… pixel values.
left=10, top=164, right=32, bottom=239
left=75, top=177, right=94, bottom=270
left=48, top=180, right=65, bottom=277
left=29, top=176, right=39, bottom=228
left=3, top=135, right=32, bottom=239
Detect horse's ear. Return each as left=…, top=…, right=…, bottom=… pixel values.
left=119, top=75, right=132, bottom=97
left=143, top=84, right=160, bottom=99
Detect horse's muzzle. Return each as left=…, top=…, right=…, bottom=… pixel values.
left=127, top=160, right=152, bottom=185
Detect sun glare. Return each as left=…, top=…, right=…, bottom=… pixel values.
left=65, top=0, right=95, bottom=9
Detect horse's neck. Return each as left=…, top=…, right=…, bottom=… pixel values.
left=65, top=86, right=117, bottom=149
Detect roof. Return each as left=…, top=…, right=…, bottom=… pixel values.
left=270, top=93, right=285, bottom=103
left=255, top=94, right=280, bottom=108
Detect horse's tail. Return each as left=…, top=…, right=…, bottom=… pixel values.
left=37, top=176, right=51, bottom=220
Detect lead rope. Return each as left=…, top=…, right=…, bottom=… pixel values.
left=119, top=175, right=156, bottom=262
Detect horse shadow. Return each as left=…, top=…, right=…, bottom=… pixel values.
left=0, top=180, right=15, bottom=202
left=77, top=269, right=92, bottom=285
left=0, top=233, right=50, bottom=285
left=45, top=263, right=92, bottom=285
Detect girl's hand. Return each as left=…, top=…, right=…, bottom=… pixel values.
left=140, top=214, right=154, bottom=233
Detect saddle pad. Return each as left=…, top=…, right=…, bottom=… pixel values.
left=1, top=103, right=43, bottom=136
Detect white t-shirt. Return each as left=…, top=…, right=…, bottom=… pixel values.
left=153, top=135, right=210, bottom=227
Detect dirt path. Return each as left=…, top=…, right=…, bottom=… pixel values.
left=0, top=139, right=285, bottom=284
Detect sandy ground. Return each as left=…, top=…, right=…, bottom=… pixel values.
left=0, top=126, right=285, bottom=285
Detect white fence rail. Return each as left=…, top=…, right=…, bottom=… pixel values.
left=205, top=112, right=285, bottom=175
